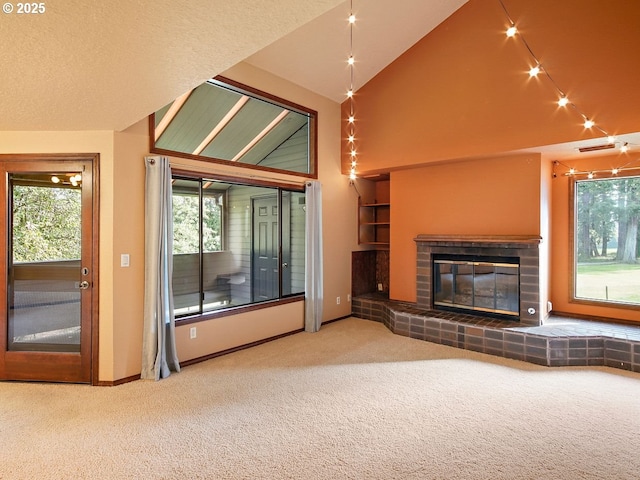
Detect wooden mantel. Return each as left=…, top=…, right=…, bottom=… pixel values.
left=414, top=234, right=542, bottom=245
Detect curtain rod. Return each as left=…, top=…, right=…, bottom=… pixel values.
left=168, top=160, right=309, bottom=188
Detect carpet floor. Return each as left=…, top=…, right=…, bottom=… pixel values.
left=1, top=317, right=639, bottom=479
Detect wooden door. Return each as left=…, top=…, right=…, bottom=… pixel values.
left=0, top=155, right=98, bottom=383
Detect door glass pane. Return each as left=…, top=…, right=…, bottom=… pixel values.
left=8, top=173, right=82, bottom=352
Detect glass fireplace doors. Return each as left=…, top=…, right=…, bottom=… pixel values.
left=434, top=257, right=519, bottom=318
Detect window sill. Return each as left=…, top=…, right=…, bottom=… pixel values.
left=570, top=297, right=640, bottom=312
left=175, top=294, right=305, bottom=326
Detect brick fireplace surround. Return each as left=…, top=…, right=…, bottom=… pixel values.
left=351, top=235, right=640, bottom=373
left=415, top=234, right=543, bottom=327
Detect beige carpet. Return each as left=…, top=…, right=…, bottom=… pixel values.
left=2, top=317, right=640, bottom=479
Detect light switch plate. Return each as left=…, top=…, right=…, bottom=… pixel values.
left=121, top=254, right=130, bottom=267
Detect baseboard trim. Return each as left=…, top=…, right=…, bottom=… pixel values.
left=96, top=374, right=140, bottom=387
left=180, top=328, right=305, bottom=368
left=323, top=315, right=352, bottom=325
left=102, top=315, right=353, bottom=385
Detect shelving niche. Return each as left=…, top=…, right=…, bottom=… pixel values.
left=358, top=200, right=390, bottom=248
left=357, top=179, right=390, bottom=249
left=353, top=178, right=390, bottom=299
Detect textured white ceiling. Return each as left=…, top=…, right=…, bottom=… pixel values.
left=247, top=0, right=469, bottom=103
left=0, top=0, right=344, bottom=131
left=0, top=0, right=469, bottom=132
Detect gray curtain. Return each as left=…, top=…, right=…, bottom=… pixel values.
left=304, top=180, right=323, bottom=332
left=141, top=156, right=180, bottom=380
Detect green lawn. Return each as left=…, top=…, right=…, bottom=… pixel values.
left=576, top=262, right=640, bottom=303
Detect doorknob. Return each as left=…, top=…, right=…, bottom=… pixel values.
left=78, top=280, right=90, bottom=290
left=282, top=262, right=288, bottom=268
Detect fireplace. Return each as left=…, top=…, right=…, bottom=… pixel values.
left=415, top=235, right=543, bottom=326
left=433, top=255, right=519, bottom=319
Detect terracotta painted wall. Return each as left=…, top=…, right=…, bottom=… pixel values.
left=342, top=0, right=638, bottom=323
left=390, top=154, right=543, bottom=302
left=342, top=0, right=640, bottom=176
left=550, top=154, right=640, bottom=323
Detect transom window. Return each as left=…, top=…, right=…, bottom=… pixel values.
left=572, top=174, right=640, bottom=307
left=152, top=77, right=317, bottom=178
left=172, top=175, right=306, bottom=318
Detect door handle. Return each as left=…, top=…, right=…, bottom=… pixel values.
left=78, top=280, right=90, bottom=290
left=282, top=262, right=288, bottom=268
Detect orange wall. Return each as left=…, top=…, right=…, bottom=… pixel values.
left=343, top=0, right=640, bottom=175
left=390, top=154, right=543, bottom=302
left=345, top=0, right=639, bottom=323
left=550, top=154, right=640, bottom=323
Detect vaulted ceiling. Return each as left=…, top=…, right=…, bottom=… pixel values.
left=4, top=0, right=635, bottom=162
left=0, top=0, right=467, bottom=132
left=0, top=0, right=344, bottom=131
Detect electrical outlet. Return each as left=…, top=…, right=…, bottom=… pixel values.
left=347, top=294, right=351, bottom=302
left=336, top=296, right=341, bottom=305
left=190, top=327, right=197, bottom=339
left=378, top=283, right=383, bottom=292
left=547, top=301, right=553, bottom=313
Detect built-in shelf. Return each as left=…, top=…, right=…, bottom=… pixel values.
left=358, top=200, right=390, bottom=248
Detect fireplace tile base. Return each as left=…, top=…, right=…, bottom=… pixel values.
left=352, top=294, right=640, bottom=373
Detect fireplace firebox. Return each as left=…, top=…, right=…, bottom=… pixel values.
left=433, top=255, right=519, bottom=319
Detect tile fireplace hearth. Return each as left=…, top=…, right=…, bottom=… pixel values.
left=351, top=294, right=640, bottom=373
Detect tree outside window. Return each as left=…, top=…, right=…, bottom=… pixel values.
left=12, top=184, right=81, bottom=262
left=574, top=175, right=640, bottom=305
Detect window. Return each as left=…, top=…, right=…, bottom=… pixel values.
left=151, top=77, right=317, bottom=178
left=172, top=175, right=305, bottom=318
left=572, top=174, right=640, bottom=306
left=11, top=176, right=81, bottom=262
left=173, top=179, right=223, bottom=255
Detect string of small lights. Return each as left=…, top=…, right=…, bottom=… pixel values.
left=347, top=0, right=357, bottom=182
left=500, top=0, right=639, bottom=179
left=553, top=159, right=640, bottom=179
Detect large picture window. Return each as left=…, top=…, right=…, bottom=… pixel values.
left=572, top=174, right=640, bottom=307
left=172, top=175, right=306, bottom=318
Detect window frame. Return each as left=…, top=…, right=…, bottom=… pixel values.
left=150, top=76, right=318, bottom=179
left=569, top=172, right=640, bottom=311
left=171, top=169, right=306, bottom=325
